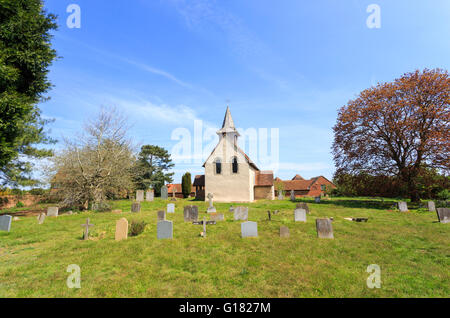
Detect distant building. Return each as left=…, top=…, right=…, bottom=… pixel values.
left=167, top=183, right=196, bottom=198
left=275, top=175, right=336, bottom=198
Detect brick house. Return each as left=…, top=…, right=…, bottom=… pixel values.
left=275, top=175, right=336, bottom=198
left=167, top=183, right=196, bottom=198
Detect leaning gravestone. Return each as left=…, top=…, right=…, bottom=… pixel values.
left=241, top=221, right=258, bottom=238
left=427, top=201, right=436, bottom=212
left=146, top=190, right=154, bottom=202
left=296, top=202, right=310, bottom=214
left=316, top=218, right=334, bottom=239
left=234, top=206, right=248, bottom=221
left=294, top=209, right=307, bottom=222
left=131, top=202, right=141, bottom=213
left=280, top=226, right=290, bottom=238
left=37, top=213, right=46, bottom=224
left=398, top=201, right=408, bottom=212
left=290, top=190, right=295, bottom=202
left=183, top=205, right=199, bottom=222
left=157, top=210, right=166, bottom=221
left=161, top=185, right=168, bottom=200
left=157, top=220, right=173, bottom=240
left=167, top=203, right=175, bottom=213
left=136, top=190, right=144, bottom=202
left=0, top=215, right=12, bottom=232
left=210, top=213, right=224, bottom=222
left=315, top=196, right=321, bottom=203
left=206, top=193, right=216, bottom=213
left=47, top=206, right=59, bottom=217
left=115, top=218, right=128, bottom=241
left=436, top=208, right=450, bottom=223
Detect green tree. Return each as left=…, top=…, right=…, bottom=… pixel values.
left=181, top=172, right=191, bottom=198
left=0, top=0, right=58, bottom=186
left=133, top=145, right=174, bottom=195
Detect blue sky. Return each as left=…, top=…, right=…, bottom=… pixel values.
left=40, top=0, right=450, bottom=183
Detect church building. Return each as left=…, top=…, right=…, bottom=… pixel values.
left=194, top=107, right=274, bottom=202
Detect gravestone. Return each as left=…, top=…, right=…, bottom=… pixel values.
left=157, top=210, right=166, bottom=221
left=427, top=201, right=436, bottom=212
left=294, top=209, right=307, bottom=222
left=0, top=215, right=12, bottom=232
left=183, top=205, right=199, bottom=222
left=280, top=226, right=290, bottom=238
left=202, top=216, right=207, bottom=237
left=241, top=221, right=258, bottom=238
left=161, top=185, right=168, bottom=200
left=229, top=206, right=234, bottom=212
left=398, top=201, right=408, bottom=212
left=278, top=191, right=284, bottom=200
left=47, top=206, right=59, bottom=217
left=157, top=220, right=173, bottom=240
left=207, top=193, right=216, bottom=213
left=234, top=206, right=248, bottom=221
left=145, top=189, right=154, bottom=202
left=171, top=187, right=177, bottom=201
left=115, top=218, right=128, bottom=241
left=131, top=202, right=141, bottom=213
left=315, top=196, right=321, bottom=203
left=136, top=190, right=144, bottom=202
left=436, top=208, right=450, bottom=223
left=81, top=218, right=94, bottom=240
left=290, top=190, right=295, bottom=202
left=210, top=213, right=224, bottom=222
left=296, top=202, right=310, bottom=214
left=167, top=203, right=175, bottom=213
left=316, top=218, right=334, bottom=239
left=37, top=213, right=46, bottom=224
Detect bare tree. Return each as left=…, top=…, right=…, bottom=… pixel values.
left=50, top=107, right=136, bottom=209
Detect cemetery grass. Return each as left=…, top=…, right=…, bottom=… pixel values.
left=0, top=197, right=448, bottom=298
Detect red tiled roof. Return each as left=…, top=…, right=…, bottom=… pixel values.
left=281, top=180, right=314, bottom=191
left=292, top=174, right=304, bottom=180
left=167, top=184, right=195, bottom=193
left=255, top=171, right=274, bottom=186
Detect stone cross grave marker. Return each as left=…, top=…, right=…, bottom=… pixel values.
left=290, top=190, right=295, bottom=202
left=210, top=213, right=224, bottom=222
left=202, top=216, right=207, bottom=237
left=436, top=208, right=450, bottom=223
left=81, top=218, right=94, bottom=240
left=234, top=206, right=248, bottom=221
left=167, top=203, right=175, bottom=213
left=115, top=218, right=128, bottom=241
left=131, top=202, right=141, bottom=213
left=241, top=221, right=258, bottom=238
left=171, top=187, right=177, bottom=201
left=161, top=185, right=168, bottom=200
left=136, top=190, right=144, bottom=202
left=184, top=205, right=199, bottom=222
left=47, top=206, right=59, bottom=217
left=398, top=201, right=408, bottom=212
left=427, top=201, right=436, bottom=212
left=0, top=215, right=12, bottom=232
left=37, top=213, right=46, bottom=224
left=146, top=189, right=154, bottom=202
left=157, top=210, right=166, bottom=221
left=316, top=218, right=334, bottom=239
left=280, top=226, right=290, bottom=238
left=157, top=220, right=173, bottom=240
left=294, top=209, right=307, bottom=222
left=296, top=202, right=310, bottom=214
left=278, top=191, right=284, bottom=200
left=207, top=193, right=216, bottom=213
left=315, top=196, right=321, bottom=203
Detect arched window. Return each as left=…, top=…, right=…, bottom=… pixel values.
left=232, top=157, right=238, bottom=174
left=215, top=158, right=222, bottom=174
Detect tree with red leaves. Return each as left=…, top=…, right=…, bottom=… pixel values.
left=333, top=69, right=449, bottom=202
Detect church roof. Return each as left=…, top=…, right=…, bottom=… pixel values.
left=216, top=106, right=240, bottom=136
left=255, top=171, right=274, bottom=186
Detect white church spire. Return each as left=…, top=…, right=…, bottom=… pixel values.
left=217, top=106, right=240, bottom=136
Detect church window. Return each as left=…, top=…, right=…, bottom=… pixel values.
left=232, top=157, right=238, bottom=174
left=215, top=158, right=222, bottom=174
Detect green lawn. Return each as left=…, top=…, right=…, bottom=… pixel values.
left=0, top=197, right=448, bottom=298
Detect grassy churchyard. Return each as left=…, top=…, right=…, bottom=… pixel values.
left=0, top=197, right=448, bottom=298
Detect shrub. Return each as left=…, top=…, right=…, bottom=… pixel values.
left=129, top=220, right=147, bottom=237
left=181, top=172, right=192, bottom=198
left=436, top=189, right=450, bottom=201
left=29, top=188, right=46, bottom=195
left=16, top=201, right=25, bottom=208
